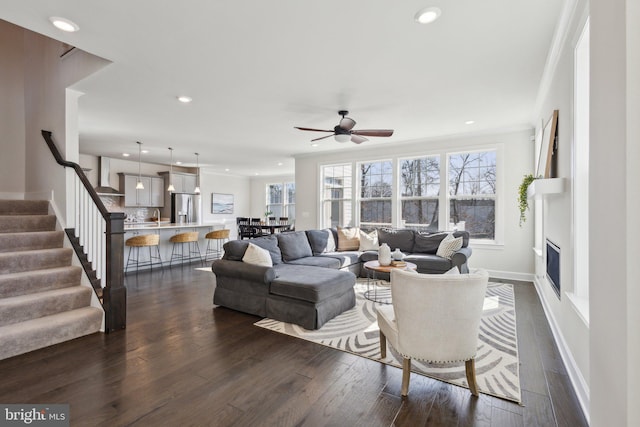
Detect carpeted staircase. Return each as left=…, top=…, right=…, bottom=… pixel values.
left=0, top=200, right=103, bottom=360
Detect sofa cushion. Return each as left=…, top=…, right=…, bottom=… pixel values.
left=319, top=251, right=362, bottom=269
left=242, top=243, right=273, bottom=267
left=250, top=235, right=282, bottom=265
left=413, top=232, right=448, bottom=254
left=436, top=233, right=463, bottom=259
left=337, top=227, right=360, bottom=251
left=286, top=256, right=341, bottom=269
left=277, top=231, right=313, bottom=261
left=358, top=229, right=380, bottom=251
left=403, top=253, right=453, bottom=273
left=359, top=250, right=379, bottom=263
left=271, top=265, right=356, bottom=303
left=306, top=229, right=336, bottom=254
left=377, top=228, right=415, bottom=253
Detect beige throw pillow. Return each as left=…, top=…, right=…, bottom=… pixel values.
left=242, top=243, right=273, bottom=267
left=358, top=229, right=380, bottom=251
left=337, top=227, right=360, bottom=251
left=436, top=233, right=463, bottom=259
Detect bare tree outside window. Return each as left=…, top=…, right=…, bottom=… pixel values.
left=359, top=161, right=392, bottom=227
left=321, top=164, right=353, bottom=227
left=448, top=151, right=496, bottom=239
left=400, top=156, right=440, bottom=230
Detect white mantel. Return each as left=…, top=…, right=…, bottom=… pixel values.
left=527, top=178, right=566, bottom=199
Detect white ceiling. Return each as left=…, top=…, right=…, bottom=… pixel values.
left=2, top=0, right=563, bottom=176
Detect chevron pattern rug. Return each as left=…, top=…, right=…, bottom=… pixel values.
left=255, top=280, right=521, bottom=403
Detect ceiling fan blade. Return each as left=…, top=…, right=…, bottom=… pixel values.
left=294, top=127, right=334, bottom=133
left=339, top=117, right=356, bottom=131
left=352, top=129, right=394, bottom=137
left=310, top=134, right=335, bottom=142
left=351, top=134, right=368, bottom=144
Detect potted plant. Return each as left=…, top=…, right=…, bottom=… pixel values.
left=518, top=174, right=538, bottom=227
left=264, top=209, right=273, bottom=223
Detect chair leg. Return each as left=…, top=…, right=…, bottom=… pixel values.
left=379, top=330, right=387, bottom=359
left=465, top=358, right=479, bottom=396
left=401, top=358, right=411, bottom=397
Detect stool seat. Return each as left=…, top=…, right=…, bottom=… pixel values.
left=125, top=234, right=163, bottom=273
left=169, top=232, right=203, bottom=267
left=204, top=229, right=230, bottom=261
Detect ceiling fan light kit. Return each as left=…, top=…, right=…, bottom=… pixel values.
left=295, top=110, right=394, bottom=145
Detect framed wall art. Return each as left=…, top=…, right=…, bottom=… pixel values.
left=536, top=110, right=559, bottom=178
left=211, top=193, right=234, bottom=214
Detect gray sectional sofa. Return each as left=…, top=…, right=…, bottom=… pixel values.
left=211, top=228, right=472, bottom=329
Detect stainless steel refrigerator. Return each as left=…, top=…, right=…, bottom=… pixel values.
left=171, top=193, right=201, bottom=224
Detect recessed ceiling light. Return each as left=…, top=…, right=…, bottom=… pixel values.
left=277, top=162, right=283, bottom=166
left=176, top=161, right=182, bottom=165
left=465, top=120, right=475, bottom=125
left=141, top=149, right=149, bottom=154
left=225, top=168, right=230, bottom=172
left=311, top=143, right=319, bottom=147
left=177, top=96, right=192, bottom=103
left=122, top=153, right=130, bottom=157
left=49, top=16, right=79, bottom=32
left=255, top=173, right=259, bottom=176
left=414, top=7, right=441, bottom=24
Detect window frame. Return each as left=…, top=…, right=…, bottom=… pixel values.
left=356, top=159, right=394, bottom=229
left=265, top=181, right=295, bottom=220
left=319, top=163, right=354, bottom=228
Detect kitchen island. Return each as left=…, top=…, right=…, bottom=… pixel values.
left=124, top=222, right=226, bottom=272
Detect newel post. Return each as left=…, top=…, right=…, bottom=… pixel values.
left=103, top=211, right=126, bottom=332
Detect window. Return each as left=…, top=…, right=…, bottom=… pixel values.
left=448, top=151, right=496, bottom=239
left=321, top=164, right=353, bottom=228
left=266, top=181, right=295, bottom=219
left=359, top=160, right=393, bottom=228
left=400, top=156, right=440, bottom=231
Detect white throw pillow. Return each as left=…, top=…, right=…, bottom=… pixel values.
left=358, top=229, right=380, bottom=251
left=436, top=233, right=463, bottom=259
left=242, top=243, right=273, bottom=267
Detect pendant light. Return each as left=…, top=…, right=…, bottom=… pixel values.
left=135, top=141, right=144, bottom=190
left=194, top=152, right=201, bottom=194
left=167, top=147, right=175, bottom=192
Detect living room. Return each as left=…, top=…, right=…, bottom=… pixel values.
left=0, top=0, right=638, bottom=426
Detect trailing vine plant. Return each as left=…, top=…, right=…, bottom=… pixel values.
left=519, top=174, right=538, bottom=227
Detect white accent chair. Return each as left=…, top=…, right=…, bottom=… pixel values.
left=377, top=268, right=489, bottom=397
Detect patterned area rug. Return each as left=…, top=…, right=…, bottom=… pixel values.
left=254, top=279, right=521, bottom=403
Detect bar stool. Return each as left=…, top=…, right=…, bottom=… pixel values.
left=169, top=231, right=203, bottom=267
left=125, top=234, right=163, bottom=273
left=204, top=229, right=230, bottom=261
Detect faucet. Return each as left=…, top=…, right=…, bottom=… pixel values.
left=153, top=208, right=161, bottom=227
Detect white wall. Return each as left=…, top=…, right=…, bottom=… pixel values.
left=0, top=21, right=26, bottom=195
left=530, top=0, right=591, bottom=418
left=589, top=0, right=640, bottom=426
left=294, top=129, right=534, bottom=277
left=21, top=26, right=110, bottom=223
left=200, top=168, right=251, bottom=240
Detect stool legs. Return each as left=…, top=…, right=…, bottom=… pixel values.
left=204, top=238, right=227, bottom=261
left=169, top=241, right=204, bottom=268
left=125, top=245, right=163, bottom=274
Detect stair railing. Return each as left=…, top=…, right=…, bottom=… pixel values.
left=41, top=130, right=126, bottom=332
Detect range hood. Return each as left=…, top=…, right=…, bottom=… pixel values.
left=95, top=157, right=124, bottom=196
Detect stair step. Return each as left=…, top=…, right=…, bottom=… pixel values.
left=0, top=215, right=56, bottom=233
left=0, top=286, right=92, bottom=327
left=0, top=307, right=103, bottom=361
left=0, top=231, right=64, bottom=253
left=0, top=200, right=49, bottom=216
left=0, top=248, right=72, bottom=275
left=0, top=266, right=82, bottom=298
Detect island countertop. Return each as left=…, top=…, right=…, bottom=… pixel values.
left=123, top=222, right=225, bottom=231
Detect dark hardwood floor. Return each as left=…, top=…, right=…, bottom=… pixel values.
left=0, top=266, right=588, bottom=426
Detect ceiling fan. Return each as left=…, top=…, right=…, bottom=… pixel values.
left=295, top=110, right=394, bottom=144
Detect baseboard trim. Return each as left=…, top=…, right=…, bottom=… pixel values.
left=533, top=277, right=591, bottom=424
left=0, top=192, right=25, bottom=200
left=486, top=270, right=535, bottom=282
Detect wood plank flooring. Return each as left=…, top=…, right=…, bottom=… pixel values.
left=0, top=267, right=588, bottom=426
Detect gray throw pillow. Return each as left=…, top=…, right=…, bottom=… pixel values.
left=305, top=229, right=336, bottom=254
left=413, top=232, right=448, bottom=254
left=377, top=228, right=415, bottom=253
left=277, top=231, right=313, bottom=261
left=250, top=235, right=283, bottom=264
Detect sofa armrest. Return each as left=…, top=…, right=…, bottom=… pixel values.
left=451, top=246, right=473, bottom=273
left=211, top=259, right=276, bottom=285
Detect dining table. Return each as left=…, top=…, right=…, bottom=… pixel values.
left=258, top=224, right=291, bottom=234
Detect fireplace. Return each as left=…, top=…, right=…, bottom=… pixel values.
left=546, top=239, right=560, bottom=298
